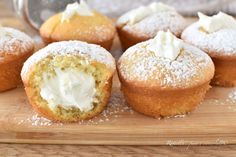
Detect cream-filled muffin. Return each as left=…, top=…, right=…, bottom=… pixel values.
left=182, top=12, right=236, bottom=87
left=40, top=1, right=116, bottom=50
left=117, top=31, right=214, bottom=117
left=0, top=27, right=34, bottom=92
left=116, top=2, right=187, bottom=51
left=21, top=41, right=115, bottom=122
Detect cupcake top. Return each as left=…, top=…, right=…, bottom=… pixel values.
left=40, top=1, right=115, bottom=44
left=116, top=2, right=187, bottom=38
left=61, top=0, right=94, bottom=23
left=118, top=31, right=214, bottom=89
left=21, top=41, right=115, bottom=77
left=0, top=27, right=34, bottom=56
left=181, top=12, right=236, bottom=59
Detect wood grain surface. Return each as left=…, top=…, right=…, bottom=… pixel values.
left=1, top=1, right=236, bottom=156
left=0, top=80, right=236, bottom=145
left=1, top=144, right=236, bottom=157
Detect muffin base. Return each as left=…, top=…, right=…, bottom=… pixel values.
left=0, top=52, right=32, bottom=92
left=25, top=78, right=113, bottom=122
left=120, top=81, right=211, bottom=117
left=211, top=57, right=236, bottom=87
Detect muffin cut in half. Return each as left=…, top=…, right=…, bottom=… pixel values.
left=21, top=41, right=115, bottom=122
left=0, top=27, right=34, bottom=92
left=182, top=12, right=236, bottom=87
left=116, top=2, right=187, bottom=51
left=117, top=31, right=215, bottom=117
left=40, top=1, right=116, bottom=50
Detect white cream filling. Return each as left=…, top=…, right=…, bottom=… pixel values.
left=147, top=30, right=183, bottom=61
left=198, top=12, right=236, bottom=33
left=61, top=0, right=94, bottom=22
left=40, top=68, right=96, bottom=112
left=120, top=2, right=175, bottom=25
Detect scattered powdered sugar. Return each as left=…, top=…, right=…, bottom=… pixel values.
left=21, top=41, right=115, bottom=77
left=228, top=89, right=236, bottom=103
left=182, top=22, right=236, bottom=57
left=17, top=113, right=57, bottom=126
left=118, top=41, right=214, bottom=88
left=0, top=27, right=34, bottom=55
left=224, top=90, right=236, bottom=112
left=207, top=88, right=236, bottom=112
left=119, top=11, right=187, bottom=38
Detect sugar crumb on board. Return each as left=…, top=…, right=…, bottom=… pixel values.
left=226, top=89, right=236, bottom=111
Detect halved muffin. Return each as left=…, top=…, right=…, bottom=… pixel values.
left=21, top=41, right=115, bottom=122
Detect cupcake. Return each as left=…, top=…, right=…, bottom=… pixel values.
left=40, top=0, right=116, bottom=50
left=0, top=27, right=34, bottom=92
left=117, top=30, right=215, bottom=117
left=21, top=41, right=115, bottom=122
left=182, top=12, right=236, bottom=87
left=116, top=2, right=187, bottom=51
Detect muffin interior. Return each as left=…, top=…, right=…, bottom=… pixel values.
left=27, top=55, right=111, bottom=121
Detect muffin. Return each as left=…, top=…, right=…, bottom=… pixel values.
left=40, top=1, right=116, bottom=50
left=117, top=30, right=215, bottom=117
left=116, top=2, right=187, bottom=51
left=182, top=12, right=236, bottom=87
left=21, top=41, right=115, bottom=122
left=0, top=27, right=34, bottom=92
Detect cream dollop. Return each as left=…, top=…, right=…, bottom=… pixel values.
left=40, top=68, right=96, bottom=112
left=198, top=12, right=236, bottom=33
left=61, top=0, right=94, bottom=22
left=147, top=30, right=183, bottom=60
left=120, top=2, right=175, bottom=25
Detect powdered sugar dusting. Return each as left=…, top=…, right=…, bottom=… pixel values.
left=229, top=89, right=236, bottom=103
left=118, top=41, right=214, bottom=89
left=72, top=23, right=115, bottom=43
left=21, top=41, right=115, bottom=77
left=117, top=11, right=187, bottom=38
left=0, top=27, right=34, bottom=55
left=182, top=22, right=236, bottom=57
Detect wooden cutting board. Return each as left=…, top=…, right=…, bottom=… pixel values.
left=1, top=11, right=236, bottom=146
left=0, top=77, right=236, bottom=145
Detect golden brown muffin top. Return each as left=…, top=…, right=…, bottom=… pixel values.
left=40, top=11, right=116, bottom=44
left=182, top=22, right=236, bottom=59
left=118, top=40, right=215, bottom=90
left=116, top=3, right=187, bottom=38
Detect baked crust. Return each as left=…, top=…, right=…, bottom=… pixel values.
left=211, top=57, right=236, bottom=87
left=117, top=40, right=214, bottom=117
left=0, top=27, right=34, bottom=92
left=182, top=23, right=236, bottom=87
left=21, top=41, right=115, bottom=122
left=40, top=11, right=116, bottom=50
left=119, top=72, right=210, bottom=117
left=0, top=52, right=33, bottom=92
